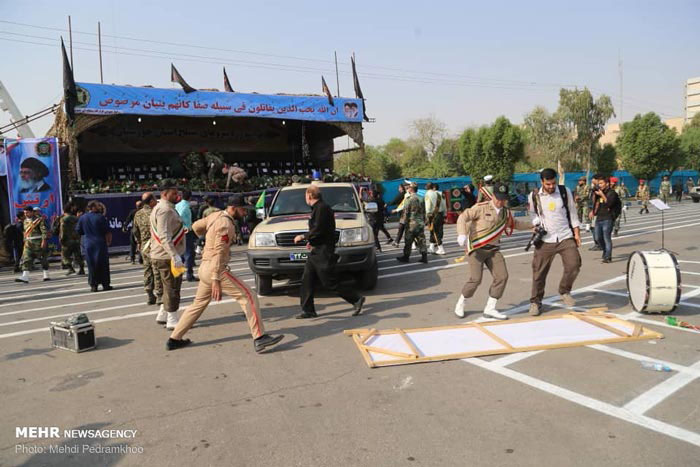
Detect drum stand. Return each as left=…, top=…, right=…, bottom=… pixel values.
left=661, top=209, right=665, bottom=250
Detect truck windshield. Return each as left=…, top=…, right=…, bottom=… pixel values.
left=270, top=187, right=360, bottom=216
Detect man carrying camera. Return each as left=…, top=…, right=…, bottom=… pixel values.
left=591, top=175, right=620, bottom=264
left=528, top=169, right=582, bottom=316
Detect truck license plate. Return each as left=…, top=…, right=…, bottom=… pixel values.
left=289, top=252, right=308, bottom=261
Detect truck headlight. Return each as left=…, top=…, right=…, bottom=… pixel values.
left=255, top=232, right=276, bottom=247
left=339, top=227, right=369, bottom=246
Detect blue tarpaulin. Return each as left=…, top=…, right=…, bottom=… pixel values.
left=74, top=82, right=364, bottom=123
left=379, top=170, right=699, bottom=207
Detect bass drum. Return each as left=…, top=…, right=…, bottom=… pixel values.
left=626, top=250, right=681, bottom=313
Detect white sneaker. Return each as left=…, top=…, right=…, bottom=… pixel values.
left=454, top=295, right=466, bottom=318
left=43, top=270, right=50, bottom=281
left=585, top=223, right=591, bottom=232
left=483, top=296, right=508, bottom=320
left=411, top=243, right=416, bottom=251
left=436, top=245, right=446, bottom=255
left=483, top=308, right=508, bottom=320
left=166, top=311, right=180, bottom=330
left=156, top=305, right=167, bottom=324
left=15, top=271, right=29, bottom=283
left=428, top=243, right=436, bottom=254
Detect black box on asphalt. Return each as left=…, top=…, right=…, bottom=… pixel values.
left=50, top=322, right=96, bottom=352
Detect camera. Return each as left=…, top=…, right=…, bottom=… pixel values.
left=525, top=225, right=548, bottom=251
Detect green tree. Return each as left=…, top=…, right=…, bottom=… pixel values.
left=430, top=138, right=462, bottom=177
left=617, top=113, right=681, bottom=180
left=680, top=126, right=700, bottom=172
left=592, top=143, right=618, bottom=175
left=557, top=88, right=615, bottom=176
left=400, top=145, right=431, bottom=177
left=409, top=116, right=447, bottom=159
left=334, top=145, right=402, bottom=180
left=460, top=117, right=524, bottom=182
left=687, top=113, right=700, bottom=129
left=522, top=106, right=576, bottom=174
left=382, top=138, right=410, bottom=165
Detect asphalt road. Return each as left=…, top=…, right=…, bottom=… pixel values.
left=1, top=201, right=700, bottom=466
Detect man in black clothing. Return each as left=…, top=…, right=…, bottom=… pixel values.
left=294, top=185, right=366, bottom=319
left=592, top=175, right=620, bottom=264
left=389, top=183, right=407, bottom=247
left=462, top=184, right=476, bottom=209
left=368, top=189, right=392, bottom=251
left=4, top=212, right=25, bottom=272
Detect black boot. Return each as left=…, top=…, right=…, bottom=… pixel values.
left=396, top=255, right=409, bottom=263
left=254, top=334, right=284, bottom=353
left=65, top=266, right=76, bottom=276
left=78, top=266, right=85, bottom=275
left=420, top=253, right=429, bottom=263
left=166, top=338, right=192, bottom=351
left=146, top=291, right=157, bottom=305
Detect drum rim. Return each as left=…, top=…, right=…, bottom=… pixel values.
left=667, top=249, right=682, bottom=312
left=627, top=251, right=649, bottom=313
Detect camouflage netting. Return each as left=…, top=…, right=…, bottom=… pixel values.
left=46, top=101, right=114, bottom=180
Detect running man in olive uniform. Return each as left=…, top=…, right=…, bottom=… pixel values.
left=454, top=183, right=532, bottom=320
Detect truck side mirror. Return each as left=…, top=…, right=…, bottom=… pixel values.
left=256, top=208, right=265, bottom=219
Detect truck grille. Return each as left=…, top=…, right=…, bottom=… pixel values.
left=275, top=231, right=340, bottom=247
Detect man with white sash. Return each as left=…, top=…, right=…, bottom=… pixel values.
left=454, top=182, right=531, bottom=319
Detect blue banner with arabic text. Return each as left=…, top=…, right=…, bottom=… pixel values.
left=74, top=82, right=364, bottom=123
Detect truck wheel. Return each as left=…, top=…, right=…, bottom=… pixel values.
left=356, top=260, right=378, bottom=290
left=255, top=274, right=273, bottom=295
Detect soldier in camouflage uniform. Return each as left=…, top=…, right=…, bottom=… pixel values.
left=659, top=176, right=671, bottom=205
left=574, top=176, right=590, bottom=225
left=397, top=182, right=428, bottom=264
left=636, top=179, right=650, bottom=214
left=132, top=192, right=163, bottom=305
left=59, top=204, right=85, bottom=275
left=200, top=196, right=221, bottom=219
left=15, top=206, right=50, bottom=283
left=612, top=178, right=630, bottom=236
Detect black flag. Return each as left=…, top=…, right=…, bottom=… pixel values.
left=61, top=37, right=77, bottom=124
left=170, top=64, right=196, bottom=93
left=351, top=55, right=369, bottom=121
left=321, top=76, right=334, bottom=106
left=223, top=67, right=234, bottom=92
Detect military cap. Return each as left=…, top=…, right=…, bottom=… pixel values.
left=492, top=182, right=509, bottom=201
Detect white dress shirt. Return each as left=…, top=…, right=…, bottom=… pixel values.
left=528, top=186, right=581, bottom=243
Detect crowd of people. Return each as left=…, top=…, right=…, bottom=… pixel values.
left=1, top=171, right=697, bottom=352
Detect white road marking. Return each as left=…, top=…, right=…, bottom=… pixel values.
left=490, top=350, right=545, bottom=367
left=681, top=288, right=700, bottom=300
left=588, top=344, right=700, bottom=377
left=623, top=360, right=700, bottom=415
left=589, top=288, right=700, bottom=310
left=463, top=357, right=700, bottom=448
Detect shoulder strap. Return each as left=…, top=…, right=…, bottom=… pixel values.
left=531, top=189, right=542, bottom=216
left=558, top=185, right=575, bottom=235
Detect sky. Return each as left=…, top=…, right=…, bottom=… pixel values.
left=0, top=0, right=698, bottom=146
